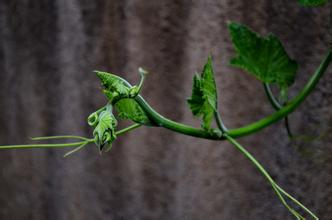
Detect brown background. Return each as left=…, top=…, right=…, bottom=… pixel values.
left=0, top=1, right=332, bottom=219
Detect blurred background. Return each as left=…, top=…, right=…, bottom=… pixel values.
left=0, top=0, right=332, bottom=219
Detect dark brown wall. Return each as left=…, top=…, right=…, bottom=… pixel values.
left=0, top=1, right=331, bottom=219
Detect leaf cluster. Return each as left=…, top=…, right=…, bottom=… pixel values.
left=187, top=22, right=297, bottom=132
left=88, top=104, right=117, bottom=152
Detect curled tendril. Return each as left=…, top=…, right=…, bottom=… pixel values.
left=88, top=112, right=99, bottom=127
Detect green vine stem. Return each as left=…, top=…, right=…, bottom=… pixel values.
left=263, top=83, right=282, bottom=109
left=225, top=134, right=318, bottom=220
left=116, top=123, right=141, bottom=135
left=214, top=110, right=228, bottom=133
left=90, top=47, right=330, bottom=144
left=263, top=83, right=293, bottom=137
left=31, top=135, right=90, bottom=141
left=0, top=141, right=90, bottom=150
left=125, top=50, right=332, bottom=139
left=0, top=123, right=141, bottom=151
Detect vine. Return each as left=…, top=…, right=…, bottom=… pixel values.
left=0, top=0, right=330, bottom=219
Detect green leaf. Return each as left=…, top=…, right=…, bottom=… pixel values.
left=228, top=22, right=298, bottom=90
left=187, top=57, right=218, bottom=130
left=298, top=0, right=327, bottom=6
left=115, top=98, right=151, bottom=125
left=94, top=71, right=131, bottom=103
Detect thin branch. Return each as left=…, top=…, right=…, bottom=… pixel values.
left=116, top=123, right=141, bottom=136
left=214, top=111, right=228, bottom=133
left=31, top=135, right=89, bottom=141
left=225, top=134, right=317, bottom=219
left=263, top=83, right=293, bottom=138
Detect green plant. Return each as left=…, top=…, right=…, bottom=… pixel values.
left=0, top=0, right=330, bottom=219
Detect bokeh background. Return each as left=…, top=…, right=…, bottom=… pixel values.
left=0, top=1, right=332, bottom=219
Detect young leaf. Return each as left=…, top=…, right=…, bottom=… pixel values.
left=228, top=22, right=298, bottom=91
left=94, top=71, right=131, bottom=103
left=298, top=0, right=327, bottom=6
left=89, top=104, right=117, bottom=151
left=187, top=57, right=218, bottom=130
left=95, top=71, right=151, bottom=126
left=115, top=98, right=152, bottom=125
